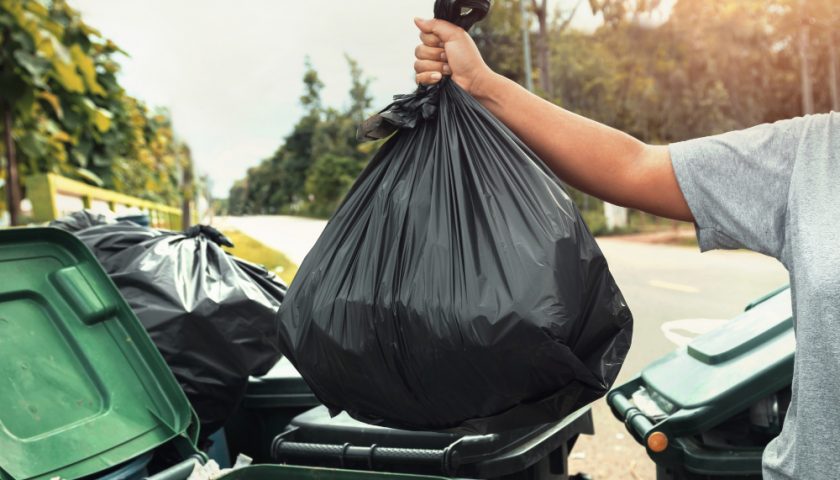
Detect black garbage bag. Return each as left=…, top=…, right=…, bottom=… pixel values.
left=48, top=209, right=115, bottom=232
left=279, top=0, right=633, bottom=434
left=51, top=217, right=286, bottom=436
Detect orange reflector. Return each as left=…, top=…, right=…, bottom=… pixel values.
left=647, top=431, right=669, bottom=453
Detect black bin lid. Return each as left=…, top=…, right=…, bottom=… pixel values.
left=245, top=358, right=319, bottom=409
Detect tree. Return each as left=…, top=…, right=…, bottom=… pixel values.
left=588, top=0, right=661, bottom=27
left=472, top=0, right=527, bottom=85
left=229, top=56, right=375, bottom=217
left=530, top=0, right=581, bottom=97
left=0, top=0, right=94, bottom=224
left=304, top=153, right=360, bottom=217
left=274, top=60, right=323, bottom=208
left=346, top=54, right=372, bottom=123
left=0, top=0, right=193, bottom=224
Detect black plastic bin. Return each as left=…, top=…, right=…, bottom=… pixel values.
left=225, top=358, right=321, bottom=462
left=270, top=405, right=594, bottom=479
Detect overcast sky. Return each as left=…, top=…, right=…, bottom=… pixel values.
left=73, top=1, right=604, bottom=197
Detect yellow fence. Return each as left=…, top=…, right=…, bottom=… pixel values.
left=24, top=173, right=183, bottom=229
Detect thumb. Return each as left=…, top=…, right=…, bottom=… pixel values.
left=413, top=18, right=462, bottom=42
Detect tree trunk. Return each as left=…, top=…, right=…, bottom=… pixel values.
left=829, top=29, right=839, bottom=111
left=3, top=102, right=21, bottom=226
left=181, top=160, right=193, bottom=230
left=520, top=0, right=535, bottom=92
left=799, top=6, right=815, bottom=115
left=531, top=0, right=552, bottom=96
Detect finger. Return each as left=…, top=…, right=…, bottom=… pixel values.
left=420, top=32, right=443, bottom=48
left=414, top=17, right=436, bottom=34
left=415, top=44, right=445, bottom=61
left=416, top=71, right=443, bottom=86
left=414, top=18, right=463, bottom=42
left=414, top=59, right=446, bottom=74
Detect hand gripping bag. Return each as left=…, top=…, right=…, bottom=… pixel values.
left=279, top=0, right=632, bottom=433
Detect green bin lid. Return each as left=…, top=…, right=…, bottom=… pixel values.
left=641, top=288, right=794, bottom=409
left=0, top=228, right=196, bottom=480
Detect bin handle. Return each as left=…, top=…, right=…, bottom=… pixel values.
left=271, top=438, right=455, bottom=475
left=608, top=390, right=655, bottom=443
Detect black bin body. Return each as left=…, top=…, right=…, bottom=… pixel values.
left=271, top=406, right=594, bottom=479
left=225, top=359, right=320, bottom=462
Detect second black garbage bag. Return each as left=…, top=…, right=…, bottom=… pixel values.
left=279, top=0, right=633, bottom=433
left=52, top=216, right=287, bottom=437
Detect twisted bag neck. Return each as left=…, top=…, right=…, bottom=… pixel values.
left=183, top=224, right=235, bottom=248
left=434, top=0, right=490, bottom=31
left=358, top=0, right=491, bottom=141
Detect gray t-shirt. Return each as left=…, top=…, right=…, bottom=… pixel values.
left=670, top=112, right=840, bottom=479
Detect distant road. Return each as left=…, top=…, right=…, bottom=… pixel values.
left=215, top=214, right=790, bottom=479
left=214, top=215, right=328, bottom=265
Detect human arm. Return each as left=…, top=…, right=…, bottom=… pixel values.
left=413, top=18, right=693, bottom=222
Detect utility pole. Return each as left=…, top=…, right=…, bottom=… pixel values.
left=799, top=1, right=815, bottom=115
left=520, top=0, right=535, bottom=92
left=829, top=28, right=840, bottom=111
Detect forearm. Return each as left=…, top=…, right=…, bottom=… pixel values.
left=473, top=73, right=692, bottom=222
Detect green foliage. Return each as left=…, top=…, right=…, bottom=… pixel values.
left=304, top=153, right=361, bottom=217
left=582, top=209, right=608, bottom=236
left=472, top=0, right=527, bottom=84
left=222, top=229, right=299, bottom=285
left=0, top=0, right=191, bottom=208
left=589, top=0, right=662, bottom=27
left=564, top=0, right=836, bottom=142
left=229, top=56, right=374, bottom=218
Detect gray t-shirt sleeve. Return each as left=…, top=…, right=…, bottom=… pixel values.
left=669, top=117, right=805, bottom=259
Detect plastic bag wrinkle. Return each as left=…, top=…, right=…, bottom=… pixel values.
left=281, top=0, right=631, bottom=433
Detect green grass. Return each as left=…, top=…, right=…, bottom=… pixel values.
left=222, top=229, right=299, bottom=285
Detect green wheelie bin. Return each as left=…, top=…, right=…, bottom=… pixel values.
left=608, top=286, right=794, bottom=479
left=0, top=228, right=446, bottom=480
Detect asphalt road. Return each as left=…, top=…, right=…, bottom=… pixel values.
left=217, top=216, right=791, bottom=479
